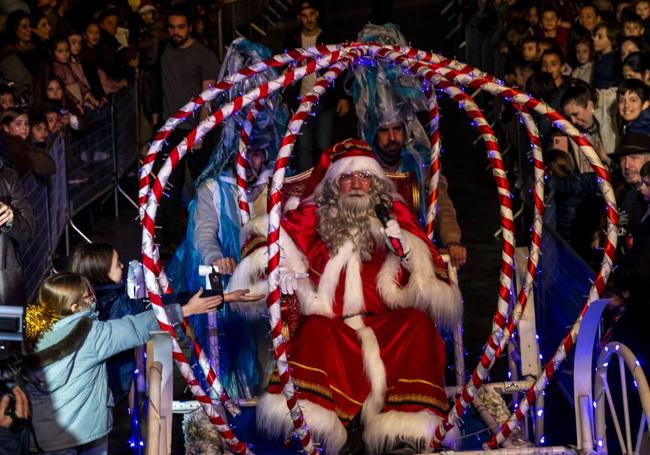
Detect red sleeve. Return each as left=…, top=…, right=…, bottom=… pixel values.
left=391, top=199, right=449, bottom=274
left=281, top=202, right=321, bottom=256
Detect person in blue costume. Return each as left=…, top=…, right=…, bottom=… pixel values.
left=167, top=38, right=288, bottom=400
left=347, top=23, right=467, bottom=268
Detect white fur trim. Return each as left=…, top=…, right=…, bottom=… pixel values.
left=363, top=409, right=460, bottom=454
left=226, top=247, right=269, bottom=319
left=315, top=240, right=353, bottom=317
left=342, top=251, right=364, bottom=317
left=238, top=213, right=268, bottom=247
left=344, top=316, right=386, bottom=423
left=376, top=230, right=462, bottom=331
left=256, top=392, right=347, bottom=455
left=283, top=196, right=301, bottom=213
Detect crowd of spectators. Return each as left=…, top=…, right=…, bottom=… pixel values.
left=0, top=2, right=264, bottom=453
left=464, top=0, right=650, bottom=364
left=0, top=1, right=230, bottom=308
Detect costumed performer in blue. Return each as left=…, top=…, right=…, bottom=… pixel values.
left=167, top=37, right=289, bottom=400
left=347, top=23, right=467, bottom=268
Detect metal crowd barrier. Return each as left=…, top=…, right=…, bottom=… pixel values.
left=16, top=86, right=139, bottom=302
left=48, top=135, right=69, bottom=250
left=113, top=88, right=138, bottom=178
left=66, top=104, right=117, bottom=216
left=18, top=174, right=52, bottom=303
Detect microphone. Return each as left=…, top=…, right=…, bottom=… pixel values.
left=374, top=203, right=406, bottom=258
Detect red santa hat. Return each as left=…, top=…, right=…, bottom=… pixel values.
left=302, top=138, right=389, bottom=198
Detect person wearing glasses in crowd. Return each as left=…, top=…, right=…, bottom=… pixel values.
left=23, top=272, right=224, bottom=454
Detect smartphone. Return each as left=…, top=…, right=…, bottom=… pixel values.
left=201, top=269, right=224, bottom=299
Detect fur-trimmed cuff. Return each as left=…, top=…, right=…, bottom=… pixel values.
left=226, top=247, right=268, bottom=320
left=363, top=409, right=460, bottom=454
left=256, top=393, right=347, bottom=455
left=376, top=231, right=463, bottom=331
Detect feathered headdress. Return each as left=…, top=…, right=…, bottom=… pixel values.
left=347, top=23, right=431, bottom=163
left=196, top=38, right=288, bottom=186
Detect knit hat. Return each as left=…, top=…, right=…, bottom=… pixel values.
left=609, top=132, right=650, bottom=159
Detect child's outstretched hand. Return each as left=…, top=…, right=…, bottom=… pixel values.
left=225, top=289, right=265, bottom=302
left=182, top=288, right=223, bottom=317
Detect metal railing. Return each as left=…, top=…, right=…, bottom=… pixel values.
left=17, top=85, right=138, bottom=302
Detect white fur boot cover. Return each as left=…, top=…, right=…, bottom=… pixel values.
left=363, top=409, right=460, bottom=454
left=256, top=392, right=347, bottom=455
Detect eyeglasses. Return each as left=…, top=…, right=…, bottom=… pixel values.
left=338, top=171, right=373, bottom=185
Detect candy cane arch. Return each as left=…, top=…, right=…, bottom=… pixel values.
left=141, top=47, right=355, bottom=453
left=435, top=79, right=547, bottom=442
left=430, top=76, right=517, bottom=443
left=364, top=44, right=617, bottom=445
left=235, top=100, right=265, bottom=225
left=141, top=41, right=619, bottom=451
left=138, top=45, right=350, bottom=218
left=424, top=85, right=441, bottom=240
left=487, top=104, right=545, bottom=365
left=365, top=46, right=618, bottom=445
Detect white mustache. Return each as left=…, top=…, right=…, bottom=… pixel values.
left=347, top=190, right=367, bottom=196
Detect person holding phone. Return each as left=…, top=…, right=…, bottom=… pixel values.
left=69, top=242, right=260, bottom=403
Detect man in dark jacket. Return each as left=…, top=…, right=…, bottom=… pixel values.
left=282, top=1, right=351, bottom=172
left=0, top=161, right=35, bottom=306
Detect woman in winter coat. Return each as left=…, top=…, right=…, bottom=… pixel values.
left=24, top=272, right=223, bottom=453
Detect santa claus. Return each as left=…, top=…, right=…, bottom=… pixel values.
left=228, top=138, right=462, bottom=454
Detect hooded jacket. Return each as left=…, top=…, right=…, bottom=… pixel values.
left=625, top=107, right=650, bottom=136
left=0, top=161, right=35, bottom=306
left=27, top=305, right=182, bottom=451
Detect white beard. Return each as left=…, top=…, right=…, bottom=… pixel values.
left=318, top=193, right=384, bottom=262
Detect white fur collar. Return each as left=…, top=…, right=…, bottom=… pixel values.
left=232, top=214, right=462, bottom=328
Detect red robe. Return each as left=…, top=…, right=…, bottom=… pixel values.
left=262, top=198, right=455, bottom=450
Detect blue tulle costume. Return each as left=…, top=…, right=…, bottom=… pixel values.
left=166, top=38, right=287, bottom=399
left=347, top=23, right=434, bottom=227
